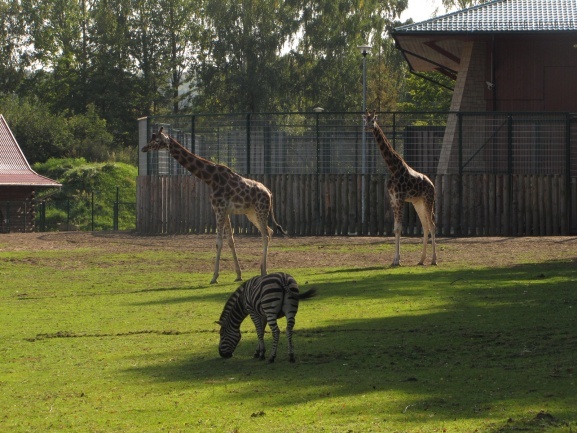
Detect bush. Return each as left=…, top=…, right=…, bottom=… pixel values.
left=33, top=158, right=137, bottom=231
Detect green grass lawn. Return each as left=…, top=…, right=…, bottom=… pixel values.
left=1, top=234, right=576, bottom=432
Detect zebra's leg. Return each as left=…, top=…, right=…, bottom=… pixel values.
left=267, top=318, right=281, bottom=363
left=286, top=315, right=296, bottom=363
left=251, top=314, right=267, bottom=360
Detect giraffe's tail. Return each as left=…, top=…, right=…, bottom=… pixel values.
left=269, top=200, right=288, bottom=236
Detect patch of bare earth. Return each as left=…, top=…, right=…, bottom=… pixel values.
left=1, top=232, right=575, bottom=270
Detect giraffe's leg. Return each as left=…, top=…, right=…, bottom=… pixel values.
left=260, top=228, right=271, bottom=276
left=246, top=210, right=271, bottom=276
left=413, top=200, right=429, bottom=265
left=389, top=195, right=403, bottom=267
left=430, top=224, right=437, bottom=266
left=413, top=198, right=438, bottom=266
left=224, top=216, right=242, bottom=282
left=211, top=217, right=225, bottom=284
left=428, top=202, right=437, bottom=265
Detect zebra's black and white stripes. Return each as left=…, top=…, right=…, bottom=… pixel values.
left=216, top=272, right=316, bottom=363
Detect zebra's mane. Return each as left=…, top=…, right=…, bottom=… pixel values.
left=218, top=282, right=247, bottom=326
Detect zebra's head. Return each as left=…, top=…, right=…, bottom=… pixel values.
left=216, top=320, right=241, bottom=358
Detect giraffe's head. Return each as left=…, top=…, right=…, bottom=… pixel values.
left=142, top=127, right=170, bottom=152
left=363, top=110, right=378, bottom=130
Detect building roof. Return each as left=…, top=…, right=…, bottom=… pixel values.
left=395, top=0, right=577, bottom=34
left=393, top=0, right=577, bottom=76
left=0, top=114, right=61, bottom=187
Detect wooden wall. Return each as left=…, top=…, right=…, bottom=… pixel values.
left=0, top=187, right=36, bottom=233
left=137, top=174, right=577, bottom=236
left=492, top=34, right=577, bottom=112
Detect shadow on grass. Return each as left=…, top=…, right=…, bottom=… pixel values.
left=120, top=259, right=577, bottom=427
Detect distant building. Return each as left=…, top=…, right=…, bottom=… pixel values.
left=0, top=114, right=61, bottom=232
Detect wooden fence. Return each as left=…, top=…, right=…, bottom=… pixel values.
left=136, top=174, right=577, bottom=236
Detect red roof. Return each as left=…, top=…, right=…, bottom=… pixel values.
left=0, top=114, right=61, bottom=187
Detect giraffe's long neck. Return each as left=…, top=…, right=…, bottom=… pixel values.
left=372, top=123, right=407, bottom=175
left=167, top=137, right=216, bottom=184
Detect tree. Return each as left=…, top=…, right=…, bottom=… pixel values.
left=277, top=0, right=408, bottom=112
left=441, top=0, right=486, bottom=10
left=396, top=71, right=453, bottom=125
left=194, top=0, right=301, bottom=112
left=1, top=0, right=422, bottom=163
left=0, top=0, right=29, bottom=95
left=0, top=95, right=116, bottom=163
left=33, top=158, right=137, bottom=230
left=87, top=0, right=140, bottom=145
left=0, top=95, right=72, bottom=164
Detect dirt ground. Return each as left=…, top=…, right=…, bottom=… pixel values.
left=1, top=231, right=576, bottom=270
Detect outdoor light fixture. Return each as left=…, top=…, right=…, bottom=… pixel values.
left=357, top=44, right=372, bottom=57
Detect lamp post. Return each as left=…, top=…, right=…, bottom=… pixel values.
left=358, top=44, right=371, bottom=228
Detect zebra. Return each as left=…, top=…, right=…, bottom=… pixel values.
left=216, top=272, right=316, bottom=363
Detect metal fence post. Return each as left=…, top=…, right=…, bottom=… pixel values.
left=39, top=201, right=45, bottom=232
left=458, top=112, right=463, bottom=176
left=191, top=115, right=196, bottom=154
left=565, top=113, right=571, bottom=234
left=91, top=191, right=95, bottom=231
left=246, top=113, right=251, bottom=175
left=66, top=200, right=70, bottom=231
left=507, top=114, right=513, bottom=175
left=507, top=114, right=514, bottom=235
left=457, top=112, right=463, bottom=235
left=113, top=186, right=119, bottom=231
left=316, top=112, right=321, bottom=174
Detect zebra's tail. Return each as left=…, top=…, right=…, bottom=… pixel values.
left=296, top=288, right=317, bottom=300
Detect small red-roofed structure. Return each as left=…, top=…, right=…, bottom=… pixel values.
left=0, top=114, right=61, bottom=233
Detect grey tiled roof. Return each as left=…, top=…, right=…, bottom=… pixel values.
left=0, top=114, right=61, bottom=187
left=395, top=0, right=577, bottom=33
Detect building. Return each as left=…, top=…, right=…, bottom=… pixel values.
left=393, top=0, right=577, bottom=174
left=0, top=114, right=61, bottom=233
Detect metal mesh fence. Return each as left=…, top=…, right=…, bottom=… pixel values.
left=142, top=111, right=575, bottom=177
left=143, top=112, right=449, bottom=178
left=458, top=112, right=572, bottom=175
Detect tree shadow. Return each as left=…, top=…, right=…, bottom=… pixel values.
left=119, top=259, right=577, bottom=426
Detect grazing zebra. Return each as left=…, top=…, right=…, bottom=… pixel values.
left=216, top=272, right=316, bottom=363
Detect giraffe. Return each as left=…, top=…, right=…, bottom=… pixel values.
left=142, top=127, right=286, bottom=284
left=363, top=111, right=437, bottom=267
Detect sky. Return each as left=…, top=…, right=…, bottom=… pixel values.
left=400, top=0, right=453, bottom=23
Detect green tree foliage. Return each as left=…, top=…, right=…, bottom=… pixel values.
left=0, top=95, right=71, bottom=164
left=33, top=158, right=137, bottom=230
left=441, top=0, right=485, bottom=10
left=0, top=0, right=29, bottom=94
left=397, top=72, right=453, bottom=113
left=0, top=95, right=116, bottom=163
left=0, top=0, right=461, bottom=163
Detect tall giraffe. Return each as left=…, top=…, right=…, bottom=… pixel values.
left=142, top=127, right=286, bottom=284
left=364, top=111, right=437, bottom=266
